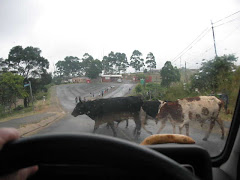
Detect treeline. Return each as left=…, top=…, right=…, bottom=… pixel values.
left=0, top=45, right=158, bottom=115
left=135, top=54, right=239, bottom=111
left=54, top=50, right=157, bottom=79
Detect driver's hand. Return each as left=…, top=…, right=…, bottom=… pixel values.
left=0, top=128, right=38, bottom=180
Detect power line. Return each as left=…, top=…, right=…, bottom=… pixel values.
left=218, top=24, right=240, bottom=42
left=213, top=10, right=240, bottom=24
left=214, top=16, right=240, bottom=28
left=171, top=10, right=240, bottom=66
left=171, top=27, right=211, bottom=62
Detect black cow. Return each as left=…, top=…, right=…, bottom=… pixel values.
left=140, top=100, right=161, bottom=135
left=71, top=96, right=143, bottom=138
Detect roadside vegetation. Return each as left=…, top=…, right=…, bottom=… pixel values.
left=0, top=46, right=157, bottom=119
left=133, top=54, right=239, bottom=121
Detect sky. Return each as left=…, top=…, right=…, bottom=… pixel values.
left=0, top=0, right=240, bottom=72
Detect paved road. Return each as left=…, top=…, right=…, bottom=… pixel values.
left=36, top=83, right=228, bottom=157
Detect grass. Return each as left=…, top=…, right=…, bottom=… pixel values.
left=219, top=111, right=233, bottom=122
left=0, top=86, right=54, bottom=122
left=0, top=106, right=39, bottom=122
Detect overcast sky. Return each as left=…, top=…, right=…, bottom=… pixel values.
left=0, top=0, right=240, bottom=72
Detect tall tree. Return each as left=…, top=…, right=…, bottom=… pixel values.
left=5, top=46, right=49, bottom=78
left=82, top=53, right=94, bottom=73
left=85, top=59, right=103, bottom=79
left=160, top=61, right=180, bottom=87
left=55, top=56, right=82, bottom=77
left=130, top=50, right=144, bottom=72
left=102, top=55, right=113, bottom=75
left=145, top=52, right=156, bottom=72
left=102, top=52, right=116, bottom=74
left=55, top=60, right=65, bottom=77
left=115, top=52, right=129, bottom=73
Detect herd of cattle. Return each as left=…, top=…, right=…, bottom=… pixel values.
left=71, top=96, right=225, bottom=141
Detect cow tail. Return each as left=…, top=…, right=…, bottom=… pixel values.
left=219, top=99, right=224, bottom=111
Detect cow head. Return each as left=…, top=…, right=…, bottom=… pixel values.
left=71, top=101, right=87, bottom=117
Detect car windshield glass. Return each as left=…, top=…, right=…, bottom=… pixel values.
left=0, top=0, right=240, bottom=157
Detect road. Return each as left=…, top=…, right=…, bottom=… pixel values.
left=36, top=82, right=228, bottom=156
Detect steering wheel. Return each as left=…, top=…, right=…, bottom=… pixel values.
left=0, top=134, right=198, bottom=180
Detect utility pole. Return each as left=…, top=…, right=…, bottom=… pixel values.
left=183, top=61, right=187, bottom=90
left=29, top=81, right=34, bottom=110
left=185, top=61, right=187, bottom=83
left=180, top=56, right=181, bottom=69
left=24, top=81, right=34, bottom=110
left=211, top=21, right=218, bottom=57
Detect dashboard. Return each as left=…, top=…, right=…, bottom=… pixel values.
left=148, top=144, right=212, bottom=180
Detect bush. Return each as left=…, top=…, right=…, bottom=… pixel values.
left=13, top=105, right=24, bottom=111
left=0, top=105, right=5, bottom=116
left=135, top=84, right=143, bottom=94
left=35, top=91, right=48, bottom=100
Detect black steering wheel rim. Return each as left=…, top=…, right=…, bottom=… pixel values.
left=0, top=134, right=198, bottom=180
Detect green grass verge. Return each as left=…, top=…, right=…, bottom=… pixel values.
left=0, top=85, right=54, bottom=122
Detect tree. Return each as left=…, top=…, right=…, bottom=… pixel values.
left=82, top=53, right=94, bottom=74
left=55, top=56, right=82, bottom=77
left=115, top=52, right=129, bottom=73
left=130, top=50, right=144, bottom=72
left=191, top=54, right=237, bottom=92
left=145, top=52, right=156, bottom=72
left=0, top=58, right=8, bottom=72
left=85, top=59, right=103, bottom=79
left=160, top=61, right=180, bottom=87
left=102, top=55, right=113, bottom=75
left=5, top=46, right=49, bottom=78
left=102, top=52, right=116, bottom=74
left=80, top=53, right=103, bottom=78
left=0, top=72, right=27, bottom=112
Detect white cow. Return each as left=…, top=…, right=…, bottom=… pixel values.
left=156, top=96, right=224, bottom=141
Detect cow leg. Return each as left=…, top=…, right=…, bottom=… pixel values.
left=178, top=124, right=185, bottom=134
left=93, top=124, right=99, bottom=133
left=216, top=118, right=225, bottom=140
left=185, top=123, right=189, bottom=136
left=178, top=126, right=182, bottom=134
left=140, top=109, right=153, bottom=135
left=133, top=114, right=141, bottom=139
left=172, top=124, right=176, bottom=134
left=156, top=119, right=167, bottom=134
left=203, top=119, right=215, bottom=141
left=108, top=122, right=117, bottom=137
left=169, top=118, right=176, bottom=134
left=125, top=119, right=129, bottom=128
left=116, top=120, right=121, bottom=128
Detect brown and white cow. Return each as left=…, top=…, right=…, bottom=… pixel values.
left=156, top=96, right=225, bottom=141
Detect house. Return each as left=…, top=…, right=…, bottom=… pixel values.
left=72, top=77, right=90, bottom=83
left=100, top=75, right=123, bottom=82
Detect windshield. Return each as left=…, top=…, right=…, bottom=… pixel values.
left=0, top=0, right=240, bottom=157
